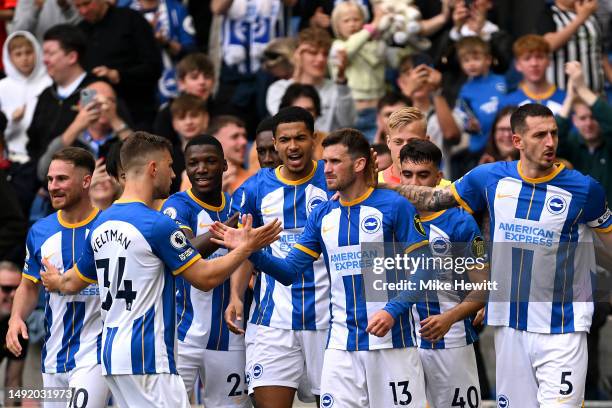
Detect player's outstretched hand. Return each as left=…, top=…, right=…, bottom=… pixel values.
left=211, top=215, right=282, bottom=252
left=40, top=257, right=61, bottom=292
left=419, top=313, right=453, bottom=342
left=225, top=298, right=245, bottom=335
left=6, top=318, right=28, bottom=357
left=366, top=310, right=395, bottom=337
left=472, top=307, right=485, bottom=327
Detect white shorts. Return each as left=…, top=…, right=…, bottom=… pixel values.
left=177, top=340, right=249, bottom=408
left=320, top=348, right=426, bottom=408
left=246, top=324, right=326, bottom=395
left=42, top=364, right=109, bottom=408
left=494, top=326, right=587, bottom=408
left=419, top=345, right=480, bottom=408
left=104, top=373, right=189, bottom=408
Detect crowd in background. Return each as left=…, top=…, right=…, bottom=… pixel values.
left=0, top=0, right=611, bottom=402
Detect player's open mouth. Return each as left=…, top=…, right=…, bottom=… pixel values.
left=194, top=177, right=211, bottom=185
left=287, top=154, right=303, bottom=165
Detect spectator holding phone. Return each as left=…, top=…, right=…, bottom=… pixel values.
left=35, top=81, right=132, bottom=181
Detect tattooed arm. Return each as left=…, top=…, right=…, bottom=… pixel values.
left=381, top=184, right=457, bottom=212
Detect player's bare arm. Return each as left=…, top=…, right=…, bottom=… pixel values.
left=225, top=261, right=253, bottom=335
left=595, top=230, right=612, bottom=251
left=182, top=215, right=281, bottom=291
left=420, top=300, right=485, bottom=342
left=39, top=258, right=90, bottom=295
left=381, top=183, right=457, bottom=211
left=6, top=278, right=39, bottom=357
left=188, top=212, right=240, bottom=258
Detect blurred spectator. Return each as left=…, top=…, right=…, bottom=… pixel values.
left=186, top=0, right=213, bottom=51
left=261, top=37, right=297, bottom=80
left=171, top=93, right=210, bottom=192
left=124, top=0, right=197, bottom=101
left=396, top=53, right=462, bottom=177
left=0, top=167, right=27, bottom=264
left=539, top=0, right=603, bottom=93
left=557, top=61, right=612, bottom=204
left=295, top=0, right=371, bottom=32
left=36, top=81, right=133, bottom=181
left=0, top=0, right=15, bottom=74
left=279, top=83, right=321, bottom=125
left=267, top=27, right=356, bottom=132
left=500, top=35, right=566, bottom=115
left=10, top=0, right=81, bottom=42
left=373, top=92, right=411, bottom=144
left=247, top=116, right=282, bottom=172
left=25, top=25, right=95, bottom=218
left=208, top=115, right=250, bottom=194
left=210, top=0, right=290, bottom=137
left=89, top=156, right=121, bottom=210
left=0, top=261, right=27, bottom=407
left=478, top=105, right=519, bottom=164
left=456, top=36, right=506, bottom=160
left=153, top=53, right=216, bottom=145
left=0, top=31, right=52, bottom=165
left=329, top=2, right=393, bottom=142
left=372, top=142, right=392, bottom=172
left=75, top=0, right=163, bottom=129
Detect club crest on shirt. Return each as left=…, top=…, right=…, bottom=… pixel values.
left=321, top=393, right=334, bottom=408
left=545, top=195, right=567, bottom=215
left=307, top=195, right=326, bottom=215
left=163, top=207, right=177, bottom=220
left=360, top=215, right=381, bottom=234
left=430, top=236, right=451, bottom=256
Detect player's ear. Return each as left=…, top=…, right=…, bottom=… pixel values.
left=512, top=133, right=523, bottom=150
left=354, top=156, right=367, bottom=173
left=435, top=170, right=442, bottom=185
left=223, top=158, right=228, bottom=173
left=82, top=173, right=92, bottom=190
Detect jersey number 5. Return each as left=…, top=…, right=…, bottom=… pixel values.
left=96, top=257, right=138, bottom=311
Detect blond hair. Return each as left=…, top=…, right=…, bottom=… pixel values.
left=8, top=35, right=34, bottom=53
left=387, top=107, right=426, bottom=133
left=331, top=1, right=365, bottom=40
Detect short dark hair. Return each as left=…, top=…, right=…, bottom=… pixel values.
left=176, top=52, right=215, bottom=80
left=170, top=93, right=207, bottom=118
left=43, top=24, right=86, bottom=67
left=322, top=128, right=370, bottom=163
left=510, top=103, right=554, bottom=134
left=377, top=92, right=411, bottom=112
left=185, top=134, right=224, bottom=157
left=399, top=139, right=442, bottom=168
left=207, top=115, right=246, bottom=137
left=372, top=143, right=390, bottom=156
left=456, top=36, right=491, bottom=60
left=105, top=139, right=123, bottom=180
left=256, top=116, right=275, bottom=135
left=297, top=27, right=332, bottom=51
left=120, top=132, right=173, bottom=172
left=272, top=106, right=315, bottom=136
left=51, top=147, right=95, bottom=174
left=279, top=84, right=321, bottom=117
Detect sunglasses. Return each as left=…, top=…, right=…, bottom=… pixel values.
left=0, top=285, right=18, bottom=294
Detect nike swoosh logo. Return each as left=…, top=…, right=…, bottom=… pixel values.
left=322, top=226, right=334, bottom=233
left=262, top=208, right=276, bottom=215
left=199, top=223, right=211, bottom=228
left=556, top=396, right=572, bottom=403
left=496, top=193, right=514, bottom=199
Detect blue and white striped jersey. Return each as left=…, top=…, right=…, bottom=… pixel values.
left=413, top=208, right=482, bottom=349
left=23, top=209, right=102, bottom=374
left=75, top=201, right=202, bottom=375
left=161, top=190, right=243, bottom=351
left=452, top=161, right=612, bottom=334
left=236, top=161, right=332, bottom=330
left=250, top=187, right=429, bottom=351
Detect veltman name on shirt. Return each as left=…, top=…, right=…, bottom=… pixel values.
left=498, top=223, right=554, bottom=247
left=92, top=229, right=132, bottom=253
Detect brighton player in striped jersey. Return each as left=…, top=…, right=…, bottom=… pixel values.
left=40, top=132, right=282, bottom=408
left=230, top=107, right=332, bottom=408
left=160, top=135, right=249, bottom=407
left=214, top=128, right=429, bottom=407
left=399, top=139, right=486, bottom=408
left=386, top=103, right=612, bottom=407
left=7, top=147, right=110, bottom=407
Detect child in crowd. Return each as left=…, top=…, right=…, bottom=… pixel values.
left=329, top=1, right=391, bottom=142
left=500, top=34, right=566, bottom=114
left=170, top=93, right=209, bottom=191
left=0, top=31, right=51, bottom=164
left=153, top=52, right=215, bottom=145
left=456, top=36, right=507, bottom=156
